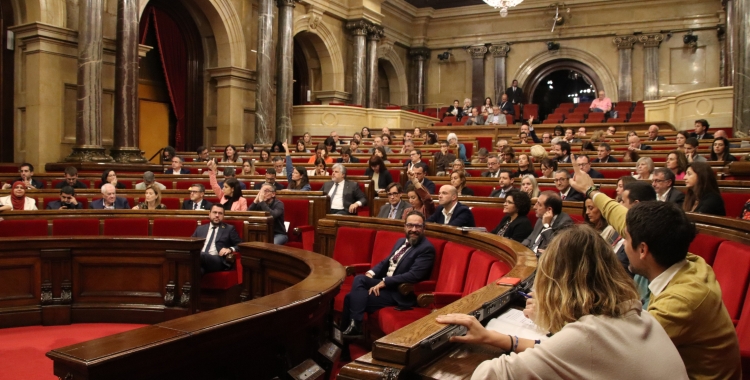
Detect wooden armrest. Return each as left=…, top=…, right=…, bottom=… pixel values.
left=398, top=283, right=414, bottom=296
left=344, top=264, right=370, bottom=277
left=417, top=293, right=435, bottom=308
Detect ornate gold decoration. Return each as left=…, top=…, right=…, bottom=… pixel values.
left=613, top=35, right=638, bottom=50
left=489, top=43, right=511, bottom=57
left=468, top=45, right=488, bottom=59
left=638, top=33, right=664, bottom=48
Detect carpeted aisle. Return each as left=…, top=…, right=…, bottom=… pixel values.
left=0, top=323, right=146, bottom=380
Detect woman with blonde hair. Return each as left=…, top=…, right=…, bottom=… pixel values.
left=520, top=174, right=540, bottom=199
left=632, top=157, right=654, bottom=180
left=529, top=145, right=547, bottom=162
left=436, top=225, right=687, bottom=380
left=133, top=184, right=167, bottom=210
left=451, top=159, right=471, bottom=176
left=241, top=160, right=259, bottom=176
left=450, top=170, right=474, bottom=196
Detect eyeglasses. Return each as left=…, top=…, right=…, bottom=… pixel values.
left=553, top=178, right=568, bottom=182
left=651, top=179, right=666, bottom=183
left=189, top=190, right=203, bottom=193
left=405, top=223, right=425, bottom=230
left=387, top=192, right=401, bottom=197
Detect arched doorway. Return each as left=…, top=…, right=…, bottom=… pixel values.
left=293, top=39, right=309, bottom=105
left=524, top=59, right=604, bottom=120
left=0, top=0, right=14, bottom=161
left=378, top=64, right=390, bottom=106
left=138, top=0, right=204, bottom=154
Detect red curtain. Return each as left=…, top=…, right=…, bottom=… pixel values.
left=139, top=7, right=187, bottom=150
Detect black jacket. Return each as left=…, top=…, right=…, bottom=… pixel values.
left=365, top=168, right=394, bottom=191
left=491, top=214, right=533, bottom=243
left=427, top=202, right=475, bottom=227
left=370, top=236, right=435, bottom=306
left=693, top=192, right=726, bottom=216
left=182, top=199, right=214, bottom=210
left=249, top=198, right=286, bottom=236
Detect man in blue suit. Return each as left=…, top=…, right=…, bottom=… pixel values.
left=426, top=185, right=475, bottom=227
left=341, top=211, right=435, bottom=337
left=165, top=156, right=191, bottom=174
left=191, top=204, right=242, bottom=274
left=89, top=183, right=130, bottom=209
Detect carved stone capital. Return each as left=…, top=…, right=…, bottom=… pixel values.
left=65, top=146, right=113, bottom=163
left=367, top=24, right=384, bottom=41
left=276, top=0, right=297, bottom=8
left=110, top=147, right=147, bottom=163
left=409, top=47, right=431, bottom=61
left=468, top=45, right=488, bottom=59
left=308, top=11, right=322, bottom=30
left=346, top=19, right=372, bottom=36
left=613, top=35, right=637, bottom=49
left=638, top=33, right=664, bottom=48
left=488, top=43, right=511, bottom=57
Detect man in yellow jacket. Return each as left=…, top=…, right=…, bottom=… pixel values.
left=569, top=162, right=741, bottom=380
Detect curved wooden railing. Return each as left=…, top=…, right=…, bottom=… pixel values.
left=45, top=242, right=345, bottom=380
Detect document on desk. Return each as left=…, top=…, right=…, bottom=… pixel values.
left=485, top=309, right=550, bottom=341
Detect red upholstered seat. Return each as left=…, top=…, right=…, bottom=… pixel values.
left=52, top=218, right=99, bottom=236
left=721, top=193, right=749, bottom=218
left=487, top=261, right=512, bottom=283
left=202, top=252, right=242, bottom=289
left=103, top=218, right=149, bottom=236
left=689, top=233, right=726, bottom=265
left=460, top=251, right=497, bottom=295
left=175, top=181, right=211, bottom=190
left=586, top=113, right=606, bottom=123
left=159, top=197, right=181, bottom=209
left=471, top=185, right=497, bottom=197
left=223, top=220, right=245, bottom=240
left=570, top=214, right=585, bottom=224
left=332, top=227, right=378, bottom=312
left=608, top=118, right=626, bottom=123
left=599, top=169, right=633, bottom=179
left=471, top=207, right=505, bottom=231
left=427, top=242, right=475, bottom=308
left=0, top=219, right=48, bottom=237
left=153, top=218, right=198, bottom=237
left=713, top=241, right=750, bottom=324
left=282, top=198, right=314, bottom=250
left=736, top=283, right=750, bottom=375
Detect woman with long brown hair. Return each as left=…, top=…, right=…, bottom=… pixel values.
left=683, top=161, right=725, bottom=216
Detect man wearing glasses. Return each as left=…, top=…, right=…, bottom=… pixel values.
left=182, top=184, right=213, bottom=210
left=652, top=168, right=684, bottom=206
left=575, top=155, right=604, bottom=179
left=481, top=155, right=501, bottom=178
left=341, top=210, right=436, bottom=338
left=377, top=183, right=410, bottom=220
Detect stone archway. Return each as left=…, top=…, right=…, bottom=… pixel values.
left=513, top=47, right=618, bottom=103
left=377, top=45, right=408, bottom=106
left=293, top=14, right=345, bottom=94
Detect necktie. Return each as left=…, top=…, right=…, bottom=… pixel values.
left=329, top=182, right=339, bottom=199
left=391, top=242, right=411, bottom=263
left=194, top=202, right=199, bottom=210
left=388, top=206, right=397, bottom=219
left=203, top=226, right=217, bottom=255
left=561, top=194, right=566, bottom=201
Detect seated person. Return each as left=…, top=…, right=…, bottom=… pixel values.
left=101, top=169, right=126, bottom=189
left=252, top=168, right=284, bottom=191
left=207, top=160, right=248, bottom=211
left=182, top=184, right=213, bottom=210
left=2, top=163, right=44, bottom=190
left=412, top=163, right=435, bottom=194
left=322, top=164, right=367, bottom=215
left=135, top=171, right=166, bottom=190
left=554, top=169, right=584, bottom=201
left=575, top=155, right=604, bottom=179
left=337, top=147, right=360, bottom=163
left=166, top=156, right=191, bottom=174
left=46, top=185, right=83, bottom=210
left=0, top=181, right=38, bottom=210
left=220, top=167, right=248, bottom=190
left=192, top=205, right=242, bottom=275
left=426, top=185, right=475, bottom=227
left=434, top=140, right=456, bottom=176
left=90, top=183, right=131, bottom=209
left=341, top=211, right=436, bottom=337
left=54, top=167, right=88, bottom=189
left=471, top=148, right=489, bottom=166
left=521, top=191, right=572, bottom=255
left=569, top=164, right=741, bottom=379
left=590, top=90, right=612, bottom=113
left=404, top=149, right=424, bottom=172
left=491, top=190, right=533, bottom=243
left=132, top=184, right=167, bottom=210
left=489, top=170, right=515, bottom=198
left=377, top=183, right=410, bottom=219
left=436, top=225, right=687, bottom=380
left=249, top=183, right=287, bottom=245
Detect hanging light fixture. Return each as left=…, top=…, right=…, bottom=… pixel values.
left=483, top=0, right=524, bottom=17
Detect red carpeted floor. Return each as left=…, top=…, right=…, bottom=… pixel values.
left=0, top=323, right=146, bottom=380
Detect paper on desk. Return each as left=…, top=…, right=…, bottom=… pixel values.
left=485, top=309, right=550, bottom=341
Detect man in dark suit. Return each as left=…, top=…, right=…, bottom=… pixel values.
left=552, top=141, right=572, bottom=163
left=489, top=170, right=515, bottom=198
left=426, top=185, right=475, bottom=227
left=341, top=211, right=435, bottom=337
left=592, top=143, right=619, bottom=163
left=481, top=155, right=501, bottom=178
left=46, top=186, right=83, bottom=210
left=628, top=134, right=652, bottom=151
left=2, top=163, right=44, bottom=190
left=505, top=79, right=523, bottom=104
left=192, top=204, right=242, bottom=274
left=322, top=164, right=367, bottom=215
left=554, top=170, right=584, bottom=201
left=336, top=147, right=360, bottom=163
left=443, top=99, right=463, bottom=119
left=412, top=163, right=435, bottom=194
left=182, top=184, right=214, bottom=210
left=652, top=168, right=685, bottom=207
left=498, top=94, right=514, bottom=117
left=690, top=119, right=714, bottom=140
left=647, top=125, right=666, bottom=141
left=90, top=183, right=131, bottom=209
left=54, top=167, right=88, bottom=189
left=251, top=168, right=282, bottom=191
left=575, top=155, right=604, bottom=179
left=165, top=156, right=191, bottom=174
left=522, top=191, right=573, bottom=255
left=377, top=183, right=410, bottom=220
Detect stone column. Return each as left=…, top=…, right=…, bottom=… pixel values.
left=366, top=25, right=384, bottom=109
left=255, top=0, right=275, bottom=144
left=66, top=0, right=112, bottom=162
left=638, top=33, right=664, bottom=101
left=613, top=35, right=637, bottom=102
left=346, top=20, right=370, bottom=106
left=275, top=0, right=296, bottom=143
left=111, top=0, right=146, bottom=163
left=409, top=48, right=430, bottom=112
left=489, top=43, right=510, bottom=105
left=732, top=0, right=750, bottom=132
left=468, top=45, right=488, bottom=108
left=723, top=0, right=735, bottom=86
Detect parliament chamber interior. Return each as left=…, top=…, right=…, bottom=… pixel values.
left=0, top=0, right=749, bottom=379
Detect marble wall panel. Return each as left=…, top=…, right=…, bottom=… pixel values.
left=670, top=47, right=706, bottom=85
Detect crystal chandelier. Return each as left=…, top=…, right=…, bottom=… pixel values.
left=483, top=0, right=524, bottom=17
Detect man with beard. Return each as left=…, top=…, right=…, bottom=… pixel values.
left=191, top=204, right=242, bottom=275
left=340, top=210, right=436, bottom=338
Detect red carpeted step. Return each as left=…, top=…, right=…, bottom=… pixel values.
left=0, top=323, right=146, bottom=380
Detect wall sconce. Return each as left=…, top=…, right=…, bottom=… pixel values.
left=683, top=31, right=698, bottom=51
left=546, top=41, right=560, bottom=51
